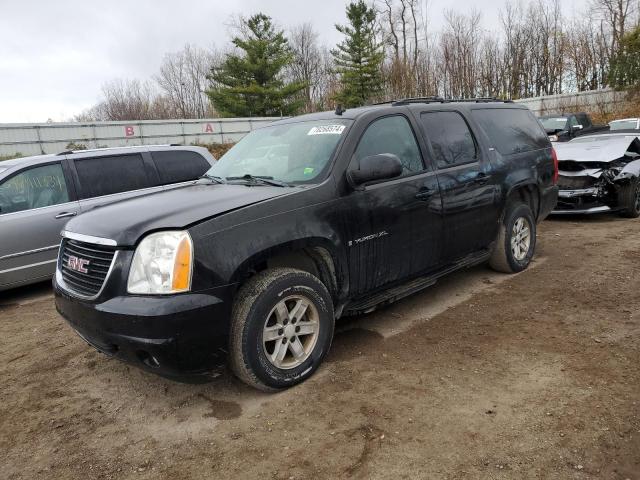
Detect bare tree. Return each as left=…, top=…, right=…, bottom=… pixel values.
left=155, top=44, right=217, bottom=118
left=77, top=79, right=171, bottom=121
left=591, top=0, right=638, bottom=60
left=289, top=23, right=323, bottom=112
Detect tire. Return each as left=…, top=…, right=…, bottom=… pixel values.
left=228, top=267, right=334, bottom=392
left=489, top=202, right=536, bottom=273
left=618, top=179, right=640, bottom=218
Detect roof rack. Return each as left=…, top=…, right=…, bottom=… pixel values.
left=449, top=97, right=514, bottom=103
left=392, top=96, right=446, bottom=106
left=391, top=96, right=513, bottom=106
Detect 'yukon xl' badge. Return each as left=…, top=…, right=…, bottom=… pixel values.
left=67, top=255, right=90, bottom=274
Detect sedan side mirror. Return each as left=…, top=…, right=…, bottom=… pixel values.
left=348, top=153, right=403, bottom=186
left=571, top=124, right=583, bottom=131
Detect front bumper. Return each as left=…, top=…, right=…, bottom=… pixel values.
left=551, top=188, right=617, bottom=215
left=54, top=276, right=233, bottom=381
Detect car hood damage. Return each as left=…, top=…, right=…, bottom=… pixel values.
left=553, top=135, right=640, bottom=214
left=63, top=182, right=295, bottom=246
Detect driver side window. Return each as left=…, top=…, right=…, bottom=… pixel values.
left=0, top=163, right=70, bottom=215
left=354, top=116, right=425, bottom=176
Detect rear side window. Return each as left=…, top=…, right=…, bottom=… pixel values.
left=420, top=111, right=477, bottom=169
left=152, top=150, right=210, bottom=185
left=74, top=154, right=151, bottom=199
left=472, top=109, right=549, bottom=155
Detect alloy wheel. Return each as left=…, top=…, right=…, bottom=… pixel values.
left=262, top=295, right=320, bottom=370
left=510, top=217, right=531, bottom=262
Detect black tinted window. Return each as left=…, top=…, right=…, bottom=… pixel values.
left=0, top=163, right=69, bottom=214
left=354, top=116, right=424, bottom=175
left=472, top=109, right=549, bottom=155
left=420, top=112, right=477, bottom=169
left=152, top=150, right=210, bottom=185
left=577, top=114, right=591, bottom=127
left=74, top=154, right=151, bottom=199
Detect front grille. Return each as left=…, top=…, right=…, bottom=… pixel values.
left=59, top=239, right=117, bottom=297
left=558, top=175, right=597, bottom=190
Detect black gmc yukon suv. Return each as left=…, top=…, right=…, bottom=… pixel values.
left=54, top=98, right=558, bottom=391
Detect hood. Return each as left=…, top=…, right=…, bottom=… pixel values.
left=64, top=182, right=294, bottom=246
left=554, top=136, right=638, bottom=163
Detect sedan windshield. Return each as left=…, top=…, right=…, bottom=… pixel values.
left=205, top=120, right=352, bottom=184
left=539, top=117, right=568, bottom=130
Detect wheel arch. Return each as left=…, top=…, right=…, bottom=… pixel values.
left=229, top=238, right=346, bottom=303
left=504, top=181, right=541, bottom=221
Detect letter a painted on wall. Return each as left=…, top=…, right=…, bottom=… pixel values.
left=125, top=126, right=135, bottom=137
left=204, top=123, right=214, bottom=133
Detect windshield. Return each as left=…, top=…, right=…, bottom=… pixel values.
left=609, top=119, right=638, bottom=130
left=205, top=119, right=352, bottom=184
left=539, top=117, right=568, bottom=130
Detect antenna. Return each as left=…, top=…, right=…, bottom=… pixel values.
left=335, top=104, right=346, bottom=116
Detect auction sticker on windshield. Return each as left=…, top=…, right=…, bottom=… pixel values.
left=307, top=125, right=346, bottom=135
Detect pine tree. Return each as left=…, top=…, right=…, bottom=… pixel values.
left=332, top=1, right=384, bottom=108
left=207, top=14, right=306, bottom=117
left=609, top=25, right=640, bottom=94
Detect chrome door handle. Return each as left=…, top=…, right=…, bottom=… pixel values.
left=55, top=211, right=77, bottom=219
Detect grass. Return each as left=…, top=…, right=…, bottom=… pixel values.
left=0, top=153, right=22, bottom=162
left=191, top=142, right=235, bottom=159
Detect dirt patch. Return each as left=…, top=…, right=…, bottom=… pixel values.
left=1, top=216, right=639, bottom=479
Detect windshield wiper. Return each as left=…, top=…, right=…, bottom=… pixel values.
left=200, top=173, right=227, bottom=184
left=226, top=174, right=290, bottom=187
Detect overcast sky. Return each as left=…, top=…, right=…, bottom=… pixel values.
left=1, top=0, right=579, bottom=123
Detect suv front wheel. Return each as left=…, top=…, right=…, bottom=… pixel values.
left=229, top=268, right=335, bottom=391
left=489, top=202, right=536, bottom=273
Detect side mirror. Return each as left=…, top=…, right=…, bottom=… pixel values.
left=571, top=124, right=583, bottom=131
left=348, top=153, right=403, bottom=186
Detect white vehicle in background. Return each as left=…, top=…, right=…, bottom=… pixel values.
left=609, top=118, right=640, bottom=131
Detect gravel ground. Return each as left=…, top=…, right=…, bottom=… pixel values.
left=1, top=216, right=639, bottom=480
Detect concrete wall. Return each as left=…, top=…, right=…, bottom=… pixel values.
left=513, top=88, right=627, bottom=116
left=0, top=117, right=279, bottom=157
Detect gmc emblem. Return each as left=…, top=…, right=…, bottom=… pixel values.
left=67, top=255, right=90, bottom=274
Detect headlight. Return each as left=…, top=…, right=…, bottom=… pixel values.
left=127, top=231, right=193, bottom=294
left=549, top=135, right=558, bottom=142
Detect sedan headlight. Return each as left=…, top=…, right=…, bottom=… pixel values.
left=127, top=231, right=193, bottom=294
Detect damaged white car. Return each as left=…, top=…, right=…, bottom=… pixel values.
left=553, top=132, right=640, bottom=216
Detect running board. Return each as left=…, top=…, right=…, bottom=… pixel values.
left=343, top=250, right=490, bottom=316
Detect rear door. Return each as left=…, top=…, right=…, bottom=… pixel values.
left=0, top=161, right=80, bottom=289
left=419, top=110, right=498, bottom=262
left=69, top=153, right=164, bottom=213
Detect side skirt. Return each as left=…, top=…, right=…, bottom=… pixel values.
left=342, top=250, right=491, bottom=316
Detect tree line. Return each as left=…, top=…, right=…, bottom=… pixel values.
left=76, top=0, right=640, bottom=121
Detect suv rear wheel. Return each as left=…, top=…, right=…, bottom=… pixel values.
left=489, top=202, right=536, bottom=273
left=229, top=268, right=334, bottom=391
